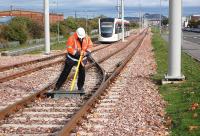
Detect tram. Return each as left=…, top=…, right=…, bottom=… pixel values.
left=98, top=18, right=130, bottom=43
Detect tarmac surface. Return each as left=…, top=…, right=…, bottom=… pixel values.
left=162, top=31, right=200, bottom=61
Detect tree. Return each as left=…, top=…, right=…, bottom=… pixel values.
left=1, top=17, right=44, bottom=44
left=162, top=18, right=168, bottom=26
left=28, top=21, right=43, bottom=39
left=65, top=17, right=78, bottom=31
left=188, top=19, right=200, bottom=28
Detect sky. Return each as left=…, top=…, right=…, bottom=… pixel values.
left=0, top=0, right=199, bottom=17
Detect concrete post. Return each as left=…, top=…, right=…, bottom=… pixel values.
left=165, top=0, right=184, bottom=80
left=159, top=0, right=162, bottom=34
left=141, top=12, right=143, bottom=29
left=121, top=0, right=125, bottom=42
left=139, top=0, right=142, bottom=32
left=57, top=0, right=60, bottom=43
left=44, top=0, right=50, bottom=54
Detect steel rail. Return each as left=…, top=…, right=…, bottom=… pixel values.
left=0, top=44, right=112, bottom=83
left=58, top=29, right=149, bottom=136
left=0, top=43, right=110, bottom=73
left=0, top=53, right=66, bottom=72
left=0, top=30, right=145, bottom=121
left=0, top=60, right=64, bottom=83
left=0, top=35, right=138, bottom=120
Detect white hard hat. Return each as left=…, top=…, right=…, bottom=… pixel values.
left=76, top=27, right=86, bottom=39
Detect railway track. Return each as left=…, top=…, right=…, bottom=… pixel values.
left=0, top=43, right=112, bottom=83
left=0, top=32, right=142, bottom=117
left=59, top=29, right=148, bottom=136
left=0, top=29, right=147, bottom=135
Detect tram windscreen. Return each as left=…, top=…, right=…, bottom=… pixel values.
left=100, top=22, right=114, bottom=34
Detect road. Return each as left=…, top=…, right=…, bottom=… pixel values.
left=162, top=31, right=200, bottom=61
left=183, top=31, right=200, bottom=45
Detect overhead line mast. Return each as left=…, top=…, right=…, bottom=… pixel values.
left=44, top=0, right=50, bottom=54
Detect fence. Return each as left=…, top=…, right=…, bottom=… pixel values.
left=0, top=36, right=64, bottom=49
left=0, top=41, right=20, bottom=48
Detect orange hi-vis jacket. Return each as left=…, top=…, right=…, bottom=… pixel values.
left=66, top=32, right=93, bottom=56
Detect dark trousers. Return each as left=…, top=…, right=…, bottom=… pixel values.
left=55, top=56, right=85, bottom=90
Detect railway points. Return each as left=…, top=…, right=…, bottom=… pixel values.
left=1, top=0, right=199, bottom=135
left=0, top=29, right=163, bottom=135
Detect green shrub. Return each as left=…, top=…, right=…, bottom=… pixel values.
left=29, top=21, right=43, bottom=38
left=3, top=21, right=28, bottom=44
left=1, top=17, right=43, bottom=44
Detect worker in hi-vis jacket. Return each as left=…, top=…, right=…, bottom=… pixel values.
left=54, top=27, right=93, bottom=91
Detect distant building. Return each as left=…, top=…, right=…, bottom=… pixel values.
left=183, top=14, right=200, bottom=28
left=0, top=10, right=64, bottom=24
left=182, top=16, right=189, bottom=28
left=190, top=15, right=200, bottom=21
left=143, top=13, right=167, bottom=26
left=124, top=17, right=140, bottom=23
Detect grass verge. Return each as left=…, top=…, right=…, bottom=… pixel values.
left=152, top=30, right=200, bottom=136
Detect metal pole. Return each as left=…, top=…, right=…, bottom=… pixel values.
left=44, top=0, right=50, bottom=54
left=159, top=0, right=162, bottom=34
left=165, top=0, right=184, bottom=80
left=139, top=0, right=141, bottom=32
left=10, top=5, right=13, bottom=19
left=75, top=10, right=77, bottom=20
left=57, top=0, right=60, bottom=43
left=86, top=12, right=88, bottom=34
left=138, top=13, right=140, bottom=33
left=141, top=12, right=143, bottom=29
left=117, top=0, right=120, bottom=18
left=121, top=0, right=125, bottom=42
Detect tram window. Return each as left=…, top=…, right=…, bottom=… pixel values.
left=125, top=24, right=130, bottom=31
left=115, top=24, right=118, bottom=34
left=101, top=22, right=114, bottom=34
left=118, top=24, right=122, bottom=33
left=115, top=24, right=121, bottom=34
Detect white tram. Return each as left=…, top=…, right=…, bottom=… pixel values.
left=98, top=18, right=130, bottom=43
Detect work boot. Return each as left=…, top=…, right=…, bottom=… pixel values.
left=53, top=86, right=60, bottom=91
left=78, top=88, right=84, bottom=92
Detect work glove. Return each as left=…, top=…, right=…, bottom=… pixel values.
left=85, top=51, right=91, bottom=57
left=82, top=58, right=88, bottom=66
left=74, top=51, right=80, bottom=59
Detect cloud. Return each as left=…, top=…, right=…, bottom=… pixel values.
left=0, top=0, right=199, bottom=17
left=0, top=0, right=199, bottom=10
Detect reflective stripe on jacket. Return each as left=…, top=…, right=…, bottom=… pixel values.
left=66, top=32, right=93, bottom=56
